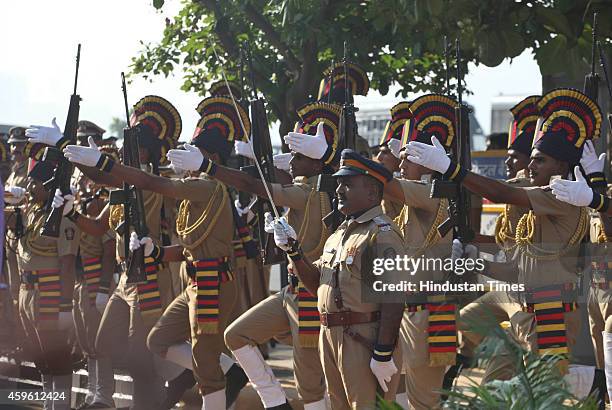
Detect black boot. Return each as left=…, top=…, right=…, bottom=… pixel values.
left=225, top=363, right=249, bottom=408
left=441, top=354, right=473, bottom=401
left=161, top=369, right=196, bottom=409
left=589, top=368, right=606, bottom=410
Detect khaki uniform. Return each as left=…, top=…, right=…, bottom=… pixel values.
left=460, top=187, right=584, bottom=381
left=95, top=190, right=170, bottom=409
left=17, top=205, right=79, bottom=375
left=225, top=176, right=329, bottom=403
left=5, top=161, right=28, bottom=299
left=146, top=178, right=237, bottom=395
left=587, top=213, right=612, bottom=368
left=392, top=179, right=452, bottom=409
left=315, top=205, right=404, bottom=409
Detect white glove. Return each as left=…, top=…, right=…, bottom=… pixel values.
left=57, top=311, right=74, bottom=331
left=283, top=122, right=328, bottom=160
left=272, top=216, right=297, bottom=251
left=273, top=153, right=292, bottom=171
left=170, top=163, right=187, bottom=178
left=387, top=139, right=401, bottom=159
left=95, top=292, right=109, bottom=314
left=52, top=188, right=75, bottom=216
left=63, top=136, right=101, bottom=167
left=405, top=137, right=451, bottom=174
left=4, top=186, right=25, bottom=204
left=128, top=232, right=154, bottom=256
left=450, top=239, right=478, bottom=275
left=234, top=139, right=255, bottom=160
left=263, top=211, right=275, bottom=233
left=550, top=165, right=594, bottom=207
left=369, top=357, right=398, bottom=393
left=166, top=144, right=204, bottom=172
left=580, top=140, right=606, bottom=175
left=234, top=196, right=257, bottom=217
left=25, top=117, right=63, bottom=146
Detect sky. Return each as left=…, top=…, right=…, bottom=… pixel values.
left=0, top=0, right=542, bottom=146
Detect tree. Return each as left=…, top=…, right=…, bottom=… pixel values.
left=132, top=0, right=612, bottom=139
left=108, top=116, right=127, bottom=139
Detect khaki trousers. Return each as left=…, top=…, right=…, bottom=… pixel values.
left=147, top=279, right=237, bottom=395
left=399, top=310, right=446, bottom=410
left=95, top=277, right=165, bottom=410
left=587, top=286, right=612, bottom=368
left=459, top=291, right=581, bottom=382
left=320, top=321, right=401, bottom=410
left=224, top=286, right=325, bottom=403
left=73, top=279, right=102, bottom=356
left=18, top=285, right=72, bottom=375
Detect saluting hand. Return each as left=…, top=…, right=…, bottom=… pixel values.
left=580, top=140, right=606, bottom=175
left=550, top=165, right=594, bottom=207
left=166, top=144, right=205, bottom=172
left=26, top=117, right=63, bottom=146
left=273, top=153, right=292, bottom=171
left=406, top=136, right=450, bottom=174
left=283, top=122, right=328, bottom=160
left=63, top=136, right=101, bottom=167
left=234, top=139, right=256, bottom=160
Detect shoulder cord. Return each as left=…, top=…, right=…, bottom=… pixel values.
left=515, top=208, right=589, bottom=260
left=292, top=188, right=331, bottom=260
left=595, top=218, right=609, bottom=244
left=397, top=199, right=448, bottom=257
left=495, top=205, right=518, bottom=252
left=176, top=181, right=228, bottom=250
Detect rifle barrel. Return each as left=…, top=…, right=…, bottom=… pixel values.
left=121, top=72, right=131, bottom=124
left=74, top=44, right=81, bottom=95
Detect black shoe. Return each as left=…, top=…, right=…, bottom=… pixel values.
left=161, top=369, right=197, bottom=409
left=441, top=354, right=472, bottom=401
left=225, top=363, right=249, bottom=408
left=589, top=368, right=606, bottom=410
left=266, top=402, right=293, bottom=410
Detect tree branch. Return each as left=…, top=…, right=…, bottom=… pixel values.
left=242, top=3, right=301, bottom=73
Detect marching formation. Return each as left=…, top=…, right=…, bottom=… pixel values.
left=2, top=39, right=612, bottom=410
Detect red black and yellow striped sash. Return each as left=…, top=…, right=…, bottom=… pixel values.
left=136, top=257, right=163, bottom=315
left=231, top=204, right=258, bottom=259
left=297, top=282, right=320, bottom=348
left=82, top=256, right=102, bottom=306
left=524, top=284, right=577, bottom=374
left=406, top=295, right=457, bottom=366
left=194, top=257, right=233, bottom=334
left=34, top=269, right=62, bottom=320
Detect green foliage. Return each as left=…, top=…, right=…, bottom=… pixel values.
left=135, top=0, right=612, bottom=134
left=442, top=313, right=600, bottom=409
left=107, top=116, right=127, bottom=139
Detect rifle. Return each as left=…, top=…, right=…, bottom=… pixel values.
left=40, top=44, right=81, bottom=237
left=319, top=42, right=357, bottom=231
left=240, top=46, right=285, bottom=265
left=584, top=13, right=600, bottom=101
left=597, top=41, right=612, bottom=132
left=431, top=38, right=475, bottom=244
left=107, top=73, right=148, bottom=284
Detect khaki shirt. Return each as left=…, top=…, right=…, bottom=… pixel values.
left=396, top=179, right=451, bottom=282
left=272, top=175, right=331, bottom=260
left=314, top=205, right=405, bottom=314
left=169, top=178, right=234, bottom=261
left=80, top=229, right=115, bottom=259
left=17, top=206, right=80, bottom=271
left=518, top=187, right=583, bottom=288
left=496, top=177, right=531, bottom=257
left=5, top=162, right=27, bottom=189
left=112, top=190, right=164, bottom=261
left=381, top=198, right=403, bottom=221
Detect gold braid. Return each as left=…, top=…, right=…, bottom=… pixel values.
left=109, top=192, right=163, bottom=233
left=595, top=218, right=609, bottom=244
left=515, top=208, right=589, bottom=260
left=397, top=199, right=448, bottom=257
left=176, top=181, right=228, bottom=250
left=293, top=189, right=330, bottom=260
left=494, top=205, right=518, bottom=252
